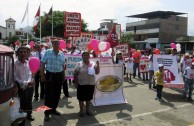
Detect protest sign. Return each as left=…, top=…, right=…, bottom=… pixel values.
left=153, top=54, right=183, bottom=88
left=92, top=64, right=127, bottom=106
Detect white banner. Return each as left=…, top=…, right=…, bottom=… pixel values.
left=92, top=64, right=127, bottom=106
left=64, top=55, right=113, bottom=79
left=153, top=54, right=184, bottom=88
left=114, top=43, right=129, bottom=58
left=139, top=58, right=150, bottom=73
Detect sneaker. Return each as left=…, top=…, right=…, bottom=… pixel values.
left=51, top=110, right=61, bottom=116
left=44, top=115, right=50, bottom=121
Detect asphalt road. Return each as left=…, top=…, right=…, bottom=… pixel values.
left=27, top=77, right=194, bottom=126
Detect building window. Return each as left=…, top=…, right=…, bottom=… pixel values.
left=126, top=23, right=160, bottom=31
left=176, top=16, right=179, bottom=21
left=0, top=33, right=2, bottom=39
left=175, top=25, right=179, bottom=30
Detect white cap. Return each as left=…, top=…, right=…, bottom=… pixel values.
left=192, top=62, right=194, bottom=65
left=116, top=51, right=122, bottom=54
left=158, top=64, right=164, bottom=68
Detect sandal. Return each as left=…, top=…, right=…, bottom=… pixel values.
left=86, top=111, right=93, bottom=116
left=79, top=112, right=84, bottom=117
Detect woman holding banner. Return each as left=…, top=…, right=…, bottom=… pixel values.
left=74, top=51, right=100, bottom=117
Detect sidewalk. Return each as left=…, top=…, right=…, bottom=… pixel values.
left=27, top=77, right=194, bottom=126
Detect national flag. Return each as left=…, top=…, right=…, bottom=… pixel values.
left=33, top=6, right=40, bottom=32
left=106, top=26, right=118, bottom=48
left=21, top=2, right=28, bottom=23
left=44, top=6, right=52, bottom=24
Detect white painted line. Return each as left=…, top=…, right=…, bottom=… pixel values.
left=89, top=103, right=191, bottom=126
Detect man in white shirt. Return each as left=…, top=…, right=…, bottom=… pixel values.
left=14, top=47, right=35, bottom=123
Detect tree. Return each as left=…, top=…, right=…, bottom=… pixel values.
left=34, top=11, right=89, bottom=38
left=5, top=35, right=19, bottom=46
left=120, top=33, right=132, bottom=43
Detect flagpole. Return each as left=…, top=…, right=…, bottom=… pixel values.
left=51, top=5, right=53, bottom=37
left=40, top=3, right=41, bottom=43
left=27, top=1, right=29, bottom=45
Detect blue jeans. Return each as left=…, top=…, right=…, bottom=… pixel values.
left=133, top=63, right=140, bottom=78
left=184, top=78, right=194, bottom=98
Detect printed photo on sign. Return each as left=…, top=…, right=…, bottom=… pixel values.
left=139, top=58, right=150, bottom=73
left=96, top=75, right=122, bottom=92
left=153, top=54, right=183, bottom=88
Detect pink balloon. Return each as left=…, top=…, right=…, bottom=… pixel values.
left=59, top=40, right=66, bottom=49
left=170, top=43, right=176, bottom=49
left=29, top=41, right=35, bottom=48
left=130, top=49, right=135, bottom=53
left=90, top=39, right=99, bottom=50
left=29, top=57, right=40, bottom=74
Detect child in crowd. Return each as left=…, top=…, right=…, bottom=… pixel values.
left=125, top=52, right=134, bottom=82
left=10, top=84, right=27, bottom=126
left=154, top=64, right=165, bottom=102
left=183, top=62, right=194, bottom=101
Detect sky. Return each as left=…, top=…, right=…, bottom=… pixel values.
left=0, top=0, right=194, bottom=35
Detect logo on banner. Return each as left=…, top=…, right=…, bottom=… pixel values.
left=96, top=75, right=122, bottom=92
left=164, top=69, right=175, bottom=83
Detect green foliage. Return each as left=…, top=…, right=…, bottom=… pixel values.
left=5, top=35, right=19, bottom=46
left=34, top=11, right=89, bottom=38
left=120, top=33, right=132, bottom=43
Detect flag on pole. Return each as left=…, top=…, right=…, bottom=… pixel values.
left=106, top=26, right=118, bottom=48
left=21, top=2, right=29, bottom=23
left=44, top=6, right=52, bottom=24
left=33, top=5, right=40, bottom=32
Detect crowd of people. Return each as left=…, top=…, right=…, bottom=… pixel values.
left=9, top=40, right=194, bottom=125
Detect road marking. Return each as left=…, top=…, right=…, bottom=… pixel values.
left=89, top=103, right=191, bottom=126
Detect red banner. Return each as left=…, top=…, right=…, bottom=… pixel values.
left=64, top=12, right=81, bottom=37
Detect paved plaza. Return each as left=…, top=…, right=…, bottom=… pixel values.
left=27, top=77, right=194, bottom=126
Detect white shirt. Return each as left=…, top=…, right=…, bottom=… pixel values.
left=14, top=59, right=32, bottom=89
left=181, top=58, right=192, bottom=72
left=148, top=55, right=154, bottom=70
left=32, top=51, right=44, bottom=60
left=125, top=57, right=134, bottom=68
left=184, top=67, right=194, bottom=79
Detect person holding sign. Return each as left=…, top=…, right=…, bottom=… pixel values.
left=183, top=62, right=194, bottom=101
left=154, top=64, right=165, bottom=102
left=74, top=51, right=100, bottom=117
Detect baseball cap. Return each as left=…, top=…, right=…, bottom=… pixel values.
left=158, top=64, right=164, bottom=68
